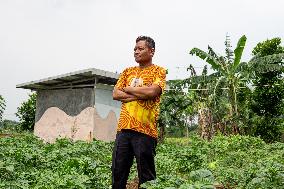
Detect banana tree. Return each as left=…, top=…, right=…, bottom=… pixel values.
left=184, top=65, right=217, bottom=139
left=189, top=35, right=248, bottom=134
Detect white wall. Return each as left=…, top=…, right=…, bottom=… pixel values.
left=95, top=83, right=121, bottom=119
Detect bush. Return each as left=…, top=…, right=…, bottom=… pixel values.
left=0, top=120, right=20, bottom=133
left=15, top=93, right=37, bottom=131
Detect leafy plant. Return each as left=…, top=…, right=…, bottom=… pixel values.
left=0, top=133, right=283, bottom=188
left=15, top=93, right=37, bottom=131
left=144, top=135, right=284, bottom=188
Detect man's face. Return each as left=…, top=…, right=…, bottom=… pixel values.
left=134, top=40, right=154, bottom=64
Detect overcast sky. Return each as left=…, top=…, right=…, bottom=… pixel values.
left=1, top=0, right=283, bottom=120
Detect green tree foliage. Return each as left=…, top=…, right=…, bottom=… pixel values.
left=249, top=38, right=284, bottom=142
left=158, top=80, right=195, bottom=138
left=16, top=93, right=37, bottom=131
left=0, top=120, right=20, bottom=132
left=252, top=38, right=284, bottom=56
left=0, top=95, right=6, bottom=122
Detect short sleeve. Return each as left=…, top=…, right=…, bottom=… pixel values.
left=115, top=68, right=128, bottom=90
left=153, top=67, right=166, bottom=92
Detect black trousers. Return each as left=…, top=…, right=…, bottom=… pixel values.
left=111, top=129, right=157, bottom=189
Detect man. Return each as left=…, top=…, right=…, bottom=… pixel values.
left=112, top=36, right=166, bottom=189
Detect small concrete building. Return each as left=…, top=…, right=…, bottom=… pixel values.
left=17, top=68, right=121, bottom=143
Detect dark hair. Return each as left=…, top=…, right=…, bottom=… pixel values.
left=136, top=36, right=155, bottom=49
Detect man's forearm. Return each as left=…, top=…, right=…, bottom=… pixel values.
left=113, top=88, right=138, bottom=102
left=123, top=85, right=161, bottom=100
left=120, top=96, right=138, bottom=103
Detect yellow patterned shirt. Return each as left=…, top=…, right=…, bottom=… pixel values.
left=115, top=64, right=166, bottom=138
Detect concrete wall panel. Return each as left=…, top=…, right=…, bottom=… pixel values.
left=36, top=88, right=94, bottom=122
left=34, top=107, right=118, bottom=143
left=34, top=84, right=121, bottom=142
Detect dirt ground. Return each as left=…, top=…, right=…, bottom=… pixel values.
left=0, top=133, right=14, bottom=138
left=126, top=177, right=139, bottom=189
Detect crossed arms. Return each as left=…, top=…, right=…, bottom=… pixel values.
left=113, top=85, right=162, bottom=103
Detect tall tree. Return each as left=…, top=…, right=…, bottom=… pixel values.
left=249, top=38, right=284, bottom=142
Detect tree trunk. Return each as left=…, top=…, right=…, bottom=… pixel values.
left=158, top=122, right=165, bottom=142
left=229, top=82, right=240, bottom=134
left=198, top=108, right=213, bottom=140
left=186, top=125, right=189, bottom=138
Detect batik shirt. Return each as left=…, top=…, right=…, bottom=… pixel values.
left=115, top=64, right=166, bottom=138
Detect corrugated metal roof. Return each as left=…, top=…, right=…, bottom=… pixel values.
left=16, top=68, right=120, bottom=90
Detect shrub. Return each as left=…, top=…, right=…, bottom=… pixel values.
left=15, top=93, right=37, bottom=131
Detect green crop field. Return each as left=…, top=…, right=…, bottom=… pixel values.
left=0, top=133, right=283, bottom=189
